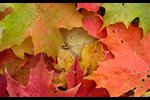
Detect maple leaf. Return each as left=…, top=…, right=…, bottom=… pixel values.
left=49, top=47, right=74, bottom=89
left=102, top=3, right=150, bottom=35
left=5, top=54, right=81, bottom=97
left=35, top=3, right=83, bottom=30
left=96, top=28, right=108, bottom=39
left=21, top=54, right=41, bottom=70
left=77, top=3, right=102, bottom=12
left=88, top=22, right=150, bottom=97
left=5, top=56, right=28, bottom=86
left=53, top=26, right=97, bottom=86
left=80, top=41, right=105, bottom=75
left=0, top=3, right=83, bottom=59
left=21, top=53, right=54, bottom=85
left=0, top=49, right=16, bottom=74
left=60, top=27, right=96, bottom=56
left=66, top=57, right=84, bottom=89
left=82, top=11, right=103, bottom=38
left=0, top=74, right=7, bottom=97
left=42, top=53, right=55, bottom=72
left=51, top=72, right=67, bottom=90
left=11, top=37, right=34, bottom=59
left=0, top=49, right=29, bottom=86
left=75, top=79, right=110, bottom=97
left=54, top=48, right=74, bottom=73
left=80, top=9, right=106, bottom=39
left=0, top=4, right=37, bottom=53
left=5, top=54, right=54, bottom=96
left=0, top=49, right=16, bottom=67
left=25, top=3, right=83, bottom=58
left=50, top=57, right=84, bottom=95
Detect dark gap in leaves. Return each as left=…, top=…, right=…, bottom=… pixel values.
left=55, top=57, right=58, bottom=64
left=121, top=40, right=124, bottom=43
left=52, top=80, right=56, bottom=84
left=147, top=74, right=150, bottom=78
left=96, top=41, right=101, bottom=47
left=75, top=3, right=77, bottom=8
left=122, top=3, right=125, bottom=6
left=47, top=62, right=50, bottom=65
left=22, top=53, right=41, bottom=70
left=142, top=79, right=145, bottom=82
left=119, top=90, right=134, bottom=97
left=125, top=90, right=134, bottom=95
left=113, top=30, right=115, bottom=33
left=99, top=7, right=105, bottom=17
left=42, top=53, right=55, bottom=71
left=57, top=86, right=67, bottom=91
left=86, top=64, right=92, bottom=76
left=131, top=17, right=140, bottom=28
left=11, top=66, right=18, bottom=78
left=16, top=93, right=20, bottom=96
left=61, top=68, right=66, bottom=72
left=78, top=8, right=83, bottom=13
left=120, top=87, right=137, bottom=97
left=141, top=86, right=143, bottom=88
left=5, top=90, right=9, bottom=97
left=133, top=87, right=137, bottom=90
left=61, top=45, right=69, bottom=50
left=51, top=90, right=57, bottom=93
left=78, top=56, right=81, bottom=61
left=146, top=89, right=150, bottom=92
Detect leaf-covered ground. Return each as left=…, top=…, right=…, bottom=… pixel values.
left=0, top=3, right=150, bottom=97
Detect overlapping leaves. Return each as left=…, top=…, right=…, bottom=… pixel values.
left=0, top=3, right=150, bottom=97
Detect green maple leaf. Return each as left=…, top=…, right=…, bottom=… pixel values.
left=102, top=3, right=150, bottom=35
left=0, top=3, right=83, bottom=59
left=0, top=3, right=37, bottom=52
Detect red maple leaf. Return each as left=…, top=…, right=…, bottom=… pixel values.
left=0, top=74, right=7, bottom=97
left=5, top=54, right=81, bottom=97
left=80, top=9, right=107, bottom=39
left=76, top=79, right=110, bottom=97
left=88, top=22, right=150, bottom=97
left=5, top=54, right=54, bottom=96
left=0, top=49, right=16, bottom=68
left=66, top=56, right=84, bottom=89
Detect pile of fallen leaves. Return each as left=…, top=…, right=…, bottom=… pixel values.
left=0, top=3, right=150, bottom=97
